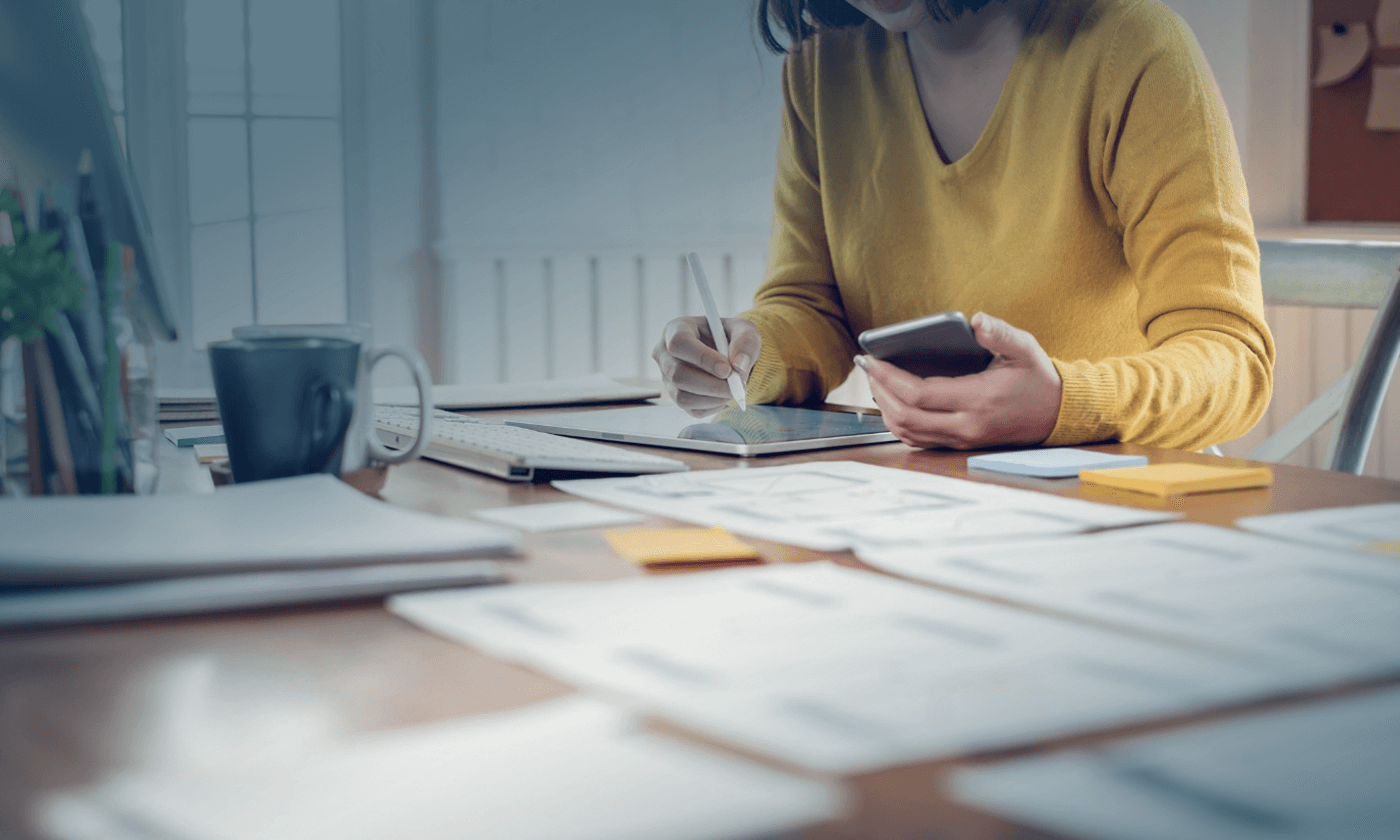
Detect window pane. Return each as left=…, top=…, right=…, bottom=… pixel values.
left=188, top=118, right=250, bottom=225
left=81, top=0, right=124, bottom=113
left=191, top=221, right=254, bottom=346
left=251, top=118, right=341, bottom=217
left=249, top=0, right=339, bottom=117
left=186, top=0, right=246, bottom=115
left=255, top=208, right=346, bottom=324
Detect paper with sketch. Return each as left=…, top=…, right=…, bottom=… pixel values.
left=391, top=562, right=1296, bottom=774
left=858, top=522, right=1400, bottom=682
left=375, top=373, right=659, bottom=409
left=949, top=686, right=1400, bottom=840
left=1236, top=503, right=1400, bottom=555
left=0, top=474, right=519, bottom=584
left=554, top=461, right=1174, bottom=551
left=40, top=696, right=847, bottom=840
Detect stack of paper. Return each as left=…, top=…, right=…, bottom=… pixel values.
left=157, top=388, right=220, bottom=423
left=0, top=474, right=518, bottom=627
left=41, top=697, right=847, bottom=840
left=554, top=461, right=1176, bottom=552
left=1078, top=463, right=1272, bottom=497
left=857, top=522, right=1400, bottom=683
left=949, top=686, right=1400, bottom=840
left=604, top=526, right=761, bottom=567
left=391, top=562, right=1301, bottom=774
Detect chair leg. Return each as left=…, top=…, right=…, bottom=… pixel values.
left=1328, top=272, right=1400, bottom=475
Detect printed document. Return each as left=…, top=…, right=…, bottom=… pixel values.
left=392, top=563, right=1297, bottom=774
left=858, top=522, right=1400, bottom=682
left=554, top=461, right=1174, bottom=551
left=1237, top=503, right=1400, bottom=555
left=41, top=697, right=846, bottom=840
left=949, top=685, right=1400, bottom=840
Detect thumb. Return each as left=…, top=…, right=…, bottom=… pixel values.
left=970, top=311, right=1036, bottom=361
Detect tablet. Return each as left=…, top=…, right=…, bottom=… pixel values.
left=505, top=404, right=896, bottom=456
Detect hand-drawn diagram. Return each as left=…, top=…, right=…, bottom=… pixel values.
left=558, top=461, right=1174, bottom=551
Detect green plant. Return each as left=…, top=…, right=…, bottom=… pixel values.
left=0, top=187, right=85, bottom=344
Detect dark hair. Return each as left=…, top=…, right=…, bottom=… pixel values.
left=756, top=0, right=1008, bottom=52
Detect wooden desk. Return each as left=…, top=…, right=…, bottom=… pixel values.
left=3, top=439, right=1399, bottom=840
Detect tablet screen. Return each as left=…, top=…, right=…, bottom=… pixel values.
left=505, top=404, right=895, bottom=456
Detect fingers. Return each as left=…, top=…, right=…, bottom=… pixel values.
left=858, top=353, right=978, bottom=413
left=857, top=340, right=1051, bottom=449
left=654, top=315, right=762, bottom=416
left=970, top=311, right=1036, bottom=361
left=724, top=317, right=762, bottom=379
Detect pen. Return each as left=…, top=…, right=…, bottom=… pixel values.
left=686, top=252, right=747, bottom=411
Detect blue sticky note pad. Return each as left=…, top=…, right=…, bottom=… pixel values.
left=966, top=448, right=1149, bottom=478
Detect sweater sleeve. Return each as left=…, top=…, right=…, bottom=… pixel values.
left=741, top=50, right=861, bottom=406
left=1045, top=6, right=1274, bottom=450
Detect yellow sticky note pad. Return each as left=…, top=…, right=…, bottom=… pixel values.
left=1078, top=463, right=1273, bottom=497
left=605, top=526, right=761, bottom=567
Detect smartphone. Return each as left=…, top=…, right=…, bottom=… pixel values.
left=857, top=311, right=993, bottom=378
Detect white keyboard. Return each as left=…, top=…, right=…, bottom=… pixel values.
left=375, top=405, right=689, bottom=482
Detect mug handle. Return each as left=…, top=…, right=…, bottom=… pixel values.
left=366, top=345, right=434, bottom=464
left=301, top=378, right=355, bottom=474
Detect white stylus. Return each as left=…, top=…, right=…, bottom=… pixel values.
left=686, top=252, right=747, bottom=411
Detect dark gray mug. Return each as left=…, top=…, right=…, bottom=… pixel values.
left=208, top=337, right=360, bottom=483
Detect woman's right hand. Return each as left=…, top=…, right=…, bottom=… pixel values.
left=652, top=315, right=762, bottom=416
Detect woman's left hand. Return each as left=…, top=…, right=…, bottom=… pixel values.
left=858, top=312, right=1063, bottom=449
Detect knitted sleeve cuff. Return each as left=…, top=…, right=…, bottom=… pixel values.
left=1043, top=359, right=1122, bottom=446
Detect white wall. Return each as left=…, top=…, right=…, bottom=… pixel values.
left=433, top=1, right=784, bottom=257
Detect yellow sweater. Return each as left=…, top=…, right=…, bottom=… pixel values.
left=743, top=0, right=1274, bottom=451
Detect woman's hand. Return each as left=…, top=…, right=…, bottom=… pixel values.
left=653, top=315, right=762, bottom=417
left=858, top=312, right=1062, bottom=449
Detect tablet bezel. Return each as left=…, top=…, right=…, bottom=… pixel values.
left=504, top=403, right=897, bottom=457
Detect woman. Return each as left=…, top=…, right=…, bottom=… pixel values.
left=652, top=0, right=1273, bottom=452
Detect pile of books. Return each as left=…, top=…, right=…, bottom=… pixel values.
left=157, top=388, right=220, bottom=423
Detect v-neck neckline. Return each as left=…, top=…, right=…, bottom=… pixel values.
left=892, top=2, right=1047, bottom=177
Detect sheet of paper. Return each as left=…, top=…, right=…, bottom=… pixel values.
left=949, top=686, right=1400, bottom=840
left=472, top=500, right=646, bottom=532
left=0, top=474, right=519, bottom=584
left=40, top=697, right=847, bottom=840
left=554, top=461, right=1175, bottom=552
left=375, top=373, right=659, bottom=409
left=391, top=562, right=1296, bottom=774
left=857, top=522, right=1400, bottom=683
left=1237, top=502, right=1400, bottom=554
